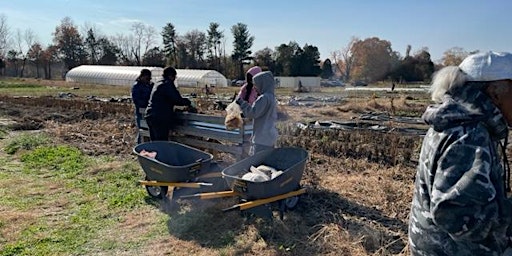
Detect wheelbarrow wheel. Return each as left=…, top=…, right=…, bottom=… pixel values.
left=284, top=195, right=299, bottom=210
left=145, top=176, right=168, bottom=199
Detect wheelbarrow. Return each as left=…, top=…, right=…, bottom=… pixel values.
left=181, top=147, right=309, bottom=219
left=133, top=141, right=215, bottom=199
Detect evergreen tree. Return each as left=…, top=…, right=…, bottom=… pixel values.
left=231, top=23, right=254, bottom=79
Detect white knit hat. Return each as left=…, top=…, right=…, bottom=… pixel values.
left=459, top=51, right=512, bottom=81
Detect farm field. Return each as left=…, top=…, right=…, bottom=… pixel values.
left=0, top=78, right=442, bottom=255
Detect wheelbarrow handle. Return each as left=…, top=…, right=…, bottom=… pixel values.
left=139, top=180, right=212, bottom=188
left=222, top=188, right=307, bottom=212
left=180, top=190, right=240, bottom=200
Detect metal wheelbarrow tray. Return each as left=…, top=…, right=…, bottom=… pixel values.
left=179, top=147, right=309, bottom=219
left=222, top=147, right=308, bottom=200
left=133, top=141, right=214, bottom=198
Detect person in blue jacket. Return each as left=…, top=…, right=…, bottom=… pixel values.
left=408, top=51, right=512, bottom=255
left=236, top=71, right=278, bottom=155
left=144, top=67, right=192, bottom=141
left=131, top=69, right=153, bottom=143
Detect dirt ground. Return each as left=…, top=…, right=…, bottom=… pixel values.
left=0, top=87, right=426, bottom=255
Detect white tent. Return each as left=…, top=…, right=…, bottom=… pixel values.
left=65, top=65, right=228, bottom=87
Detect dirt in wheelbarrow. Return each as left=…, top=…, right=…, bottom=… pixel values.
left=0, top=89, right=427, bottom=255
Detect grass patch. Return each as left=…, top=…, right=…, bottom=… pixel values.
left=0, top=82, right=43, bottom=89
left=3, top=132, right=51, bottom=154
left=20, top=145, right=88, bottom=179
left=0, top=126, right=8, bottom=139
left=0, top=134, right=157, bottom=255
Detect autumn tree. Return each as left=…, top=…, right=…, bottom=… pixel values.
left=350, top=37, right=399, bottom=82
left=162, top=22, right=178, bottom=66
left=206, top=22, right=224, bottom=71
left=231, top=23, right=254, bottom=79
left=41, top=45, right=58, bottom=79
left=53, top=17, right=87, bottom=70
left=441, top=47, right=472, bottom=66
left=27, top=43, right=44, bottom=78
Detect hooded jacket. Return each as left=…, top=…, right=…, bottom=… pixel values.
left=408, top=85, right=512, bottom=255
left=131, top=80, right=153, bottom=109
left=237, top=71, right=278, bottom=147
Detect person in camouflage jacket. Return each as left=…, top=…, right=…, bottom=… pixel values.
left=409, top=52, right=512, bottom=255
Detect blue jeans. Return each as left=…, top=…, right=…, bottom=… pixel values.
left=135, top=110, right=143, bottom=144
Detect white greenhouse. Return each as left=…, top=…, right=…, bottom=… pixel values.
left=65, top=65, right=228, bottom=87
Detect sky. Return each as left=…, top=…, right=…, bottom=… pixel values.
left=1, top=0, right=511, bottom=63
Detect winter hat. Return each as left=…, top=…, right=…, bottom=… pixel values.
left=138, top=68, right=151, bottom=79
left=459, top=51, right=512, bottom=82
left=247, top=66, right=262, bottom=77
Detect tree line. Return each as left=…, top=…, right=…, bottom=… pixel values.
left=0, top=14, right=479, bottom=83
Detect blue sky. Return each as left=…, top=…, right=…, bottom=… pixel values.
left=1, top=0, right=511, bottom=63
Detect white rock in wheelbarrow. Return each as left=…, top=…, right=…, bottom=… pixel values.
left=240, top=164, right=284, bottom=182
left=254, top=165, right=284, bottom=180
left=241, top=172, right=270, bottom=182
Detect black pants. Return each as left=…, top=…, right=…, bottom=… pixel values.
left=146, top=117, right=171, bottom=141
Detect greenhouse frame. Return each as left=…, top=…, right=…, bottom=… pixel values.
left=65, top=65, right=228, bottom=87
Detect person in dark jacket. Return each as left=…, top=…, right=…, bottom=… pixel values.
left=144, top=67, right=192, bottom=141
left=408, top=51, right=512, bottom=255
left=131, top=69, right=153, bottom=143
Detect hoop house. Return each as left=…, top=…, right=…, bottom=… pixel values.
left=174, top=69, right=228, bottom=87
left=65, top=65, right=228, bottom=87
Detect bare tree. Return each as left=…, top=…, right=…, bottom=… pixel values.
left=131, top=22, right=157, bottom=65
left=111, top=33, right=136, bottom=65
left=81, top=22, right=103, bottom=64
left=0, top=14, right=10, bottom=58
left=15, top=28, right=36, bottom=77
left=442, top=47, right=471, bottom=66
left=183, top=29, right=207, bottom=68
left=331, top=37, right=357, bottom=81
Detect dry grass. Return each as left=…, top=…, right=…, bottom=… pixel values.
left=337, top=96, right=425, bottom=117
